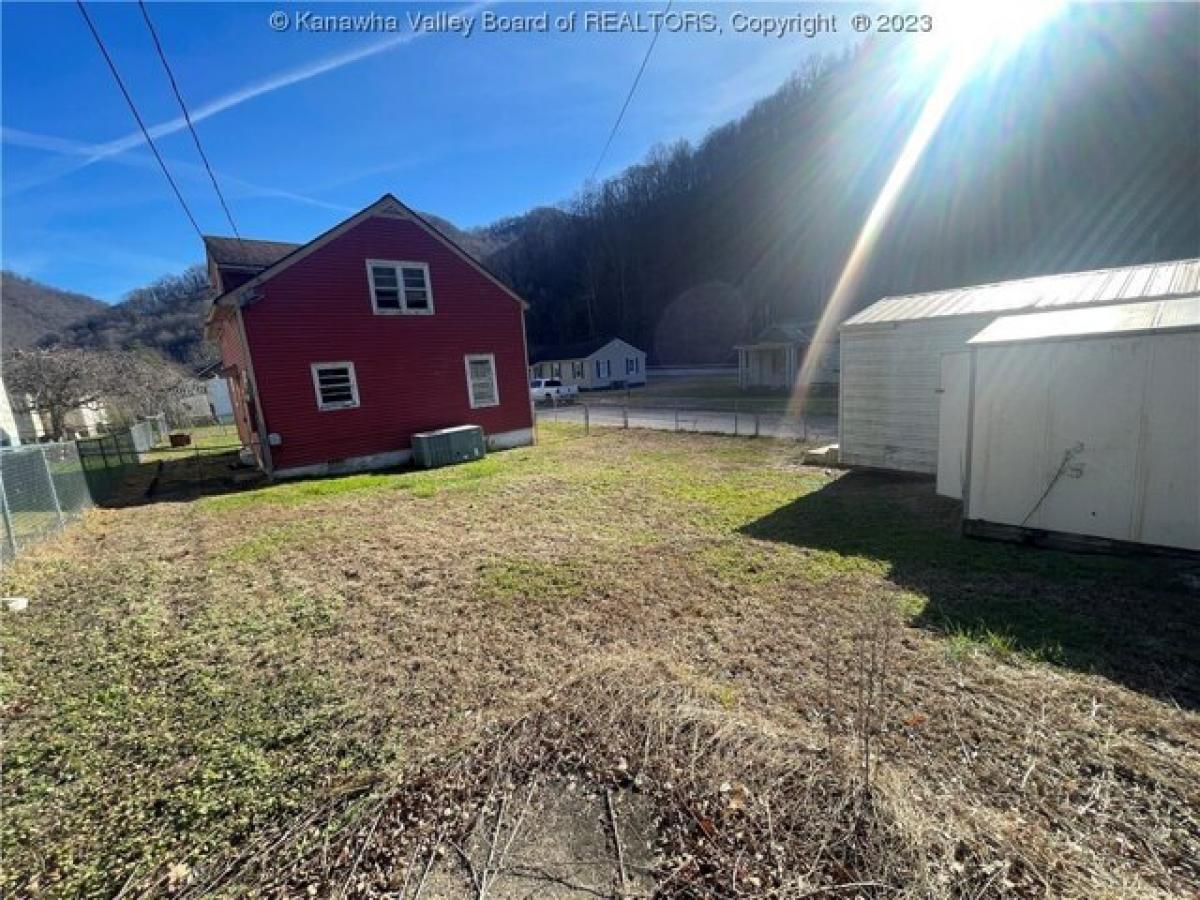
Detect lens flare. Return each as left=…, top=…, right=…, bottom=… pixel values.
left=791, top=1, right=1065, bottom=416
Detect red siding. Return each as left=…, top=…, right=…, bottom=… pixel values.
left=240, top=214, right=532, bottom=471
left=211, top=307, right=257, bottom=453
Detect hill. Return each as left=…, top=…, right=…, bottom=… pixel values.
left=10, top=4, right=1198, bottom=368
left=1, top=272, right=105, bottom=350
left=491, top=3, right=1200, bottom=362
left=44, top=267, right=216, bottom=370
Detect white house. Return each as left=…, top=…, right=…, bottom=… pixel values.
left=937, top=296, right=1198, bottom=553
left=0, top=376, right=21, bottom=447
left=735, top=320, right=838, bottom=389
left=838, top=258, right=1200, bottom=474
left=530, top=337, right=647, bottom=390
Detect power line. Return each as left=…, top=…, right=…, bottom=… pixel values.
left=138, top=0, right=242, bottom=240
left=75, top=0, right=203, bottom=239
left=588, top=0, right=674, bottom=182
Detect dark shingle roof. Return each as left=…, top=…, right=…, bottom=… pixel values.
left=203, top=235, right=301, bottom=269
left=530, top=337, right=630, bottom=364
left=740, top=319, right=821, bottom=346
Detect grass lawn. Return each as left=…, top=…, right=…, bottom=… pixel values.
left=2, top=425, right=1197, bottom=897
left=141, top=423, right=244, bottom=463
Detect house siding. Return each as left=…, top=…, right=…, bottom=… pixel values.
left=584, top=339, right=647, bottom=390
left=239, top=214, right=532, bottom=472
left=211, top=307, right=257, bottom=452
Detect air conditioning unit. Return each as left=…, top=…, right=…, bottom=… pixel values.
left=411, top=425, right=486, bottom=469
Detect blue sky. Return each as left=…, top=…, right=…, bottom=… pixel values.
left=2, top=1, right=855, bottom=301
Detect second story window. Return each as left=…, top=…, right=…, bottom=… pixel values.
left=367, top=260, right=433, bottom=314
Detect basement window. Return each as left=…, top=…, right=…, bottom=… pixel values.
left=367, top=260, right=433, bottom=314
left=465, top=354, right=500, bottom=409
left=311, top=362, right=360, bottom=410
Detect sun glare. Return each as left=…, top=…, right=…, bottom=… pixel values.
left=791, top=1, right=1065, bottom=412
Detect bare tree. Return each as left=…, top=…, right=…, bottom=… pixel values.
left=5, top=348, right=195, bottom=440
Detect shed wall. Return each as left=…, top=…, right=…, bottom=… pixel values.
left=839, top=316, right=990, bottom=473
left=965, top=332, right=1199, bottom=551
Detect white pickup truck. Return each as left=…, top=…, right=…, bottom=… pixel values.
left=529, top=378, right=579, bottom=404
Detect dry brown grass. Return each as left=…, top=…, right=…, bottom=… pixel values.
left=2, top=426, right=1197, bottom=897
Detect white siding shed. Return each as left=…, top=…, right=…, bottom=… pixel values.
left=944, top=296, right=1199, bottom=553
left=839, top=258, right=1200, bottom=473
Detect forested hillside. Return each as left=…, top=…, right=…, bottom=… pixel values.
left=0, top=272, right=104, bottom=349
left=496, top=2, right=1199, bottom=362
left=45, top=268, right=216, bottom=370
left=8, top=3, right=1196, bottom=369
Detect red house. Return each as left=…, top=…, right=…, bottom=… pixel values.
left=204, top=194, right=534, bottom=478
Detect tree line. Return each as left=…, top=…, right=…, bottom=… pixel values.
left=493, top=3, right=1198, bottom=362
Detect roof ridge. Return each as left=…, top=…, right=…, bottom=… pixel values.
left=874, top=257, right=1200, bottom=304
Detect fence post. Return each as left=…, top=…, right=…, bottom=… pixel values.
left=40, top=446, right=65, bottom=527
left=0, top=467, right=17, bottom=558
left=674, top=408, right=679, bottom=432
left=584, top=403, right=590, bottom=435
left=754, top=413, right=760, bottom=438
left=734, top=400, right=739, bottom=437
left=623, top=405, right=628, bottom=429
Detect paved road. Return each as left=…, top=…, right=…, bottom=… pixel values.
left=536, top=403, right=837, bottom=443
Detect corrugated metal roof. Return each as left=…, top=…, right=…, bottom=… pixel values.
left=842, top=258, right=1200, bottom=327
left=968, top=295, right=1200, bottom=345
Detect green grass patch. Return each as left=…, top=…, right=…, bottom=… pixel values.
left=478, top=557, right=591, bottom=605
left=201, top=454, right=514, bottom=512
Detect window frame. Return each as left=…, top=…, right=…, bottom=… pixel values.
left=572, top=361, right=584, bottom=379
left=596, top=359, right=611, bottom=379
left=464, top=353, right=500, bottom=409
left=365, top=259, right=435, bottom=315
left=310, top=361, right=361, bottom=411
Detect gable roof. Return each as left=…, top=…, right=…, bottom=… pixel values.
left=203, top=236, right=300, bottom=270
left=206, top=194, right=527, bottom=317
left=530, top=337, right=639, bottom=364
left=968, top=295, right=1200, bottom=346
left=737, top=319, right=827, bottom=347
left=842, top=258, right=1200, bottom=328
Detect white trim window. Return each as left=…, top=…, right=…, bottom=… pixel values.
left=311, top=361, right=360, bottom=410
left=572, top=361, right=584, bottom=379
left=465, top=354, right=500, bottom=409
left=366, top=260, right=433, bottom=314
left=596, top=359, right=611, bottom=379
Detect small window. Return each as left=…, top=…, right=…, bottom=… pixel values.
left=572, top=361, right=584, bottom=379
left=465, top=354, right=499, bottom=409
left=311, top=362, right=360, bottom=410
left=626, top=357, right=637, bottom=374
left=551, top=362, right=562, bottom=378
left=367, top=260, right=433, bottom=314
left=596, top=359, right=611, bottom=379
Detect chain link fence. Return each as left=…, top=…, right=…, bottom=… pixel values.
left=535, top=395, right=838, bottom=444
left=0, top=415, right=170, bottom=563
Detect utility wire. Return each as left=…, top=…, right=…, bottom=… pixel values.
left=588, top=0, right=674, bottom=182
left=138, top=0, right=242, bottom=240
left=75, top=0, right=203, bottom=239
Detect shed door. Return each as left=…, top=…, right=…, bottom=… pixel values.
left=936, top=351, right=970, bottom=500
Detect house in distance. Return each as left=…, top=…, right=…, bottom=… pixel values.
left=529, top=337, right=647, bottom=390
left=204, top=194, right=534, bottom=478
left=735, top=319, right=839, bottom=390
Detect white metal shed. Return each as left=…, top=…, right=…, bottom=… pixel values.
left=838, top=258, right=1200, bottom=473
left=938, top=296, right=1199, bottom=553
